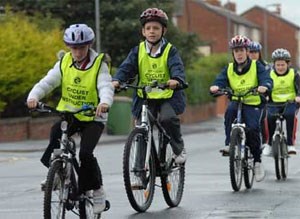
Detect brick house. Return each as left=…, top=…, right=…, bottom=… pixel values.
left=242, top=6, right=300, bottom=67
left=174, top=0, right=260, bottom=56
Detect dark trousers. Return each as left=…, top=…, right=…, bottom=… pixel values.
left=267, top=102, right=299, bottom=145
left=148, top=100, right=184, bottom=155
left=41, top=117, right=104, bottom=192
left=224, top=102, right=263, bottom=162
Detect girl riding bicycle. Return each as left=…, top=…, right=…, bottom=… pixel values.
left=263, top=48, right=300, bottom=156
left=27, top=24, right=114, bottom=214
left=112, top=8, right=187, bottom=164
left=209, top=35, right=273, bottom=182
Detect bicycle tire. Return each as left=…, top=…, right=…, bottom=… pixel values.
left=280, top=137, right=288, bottom=179
left=273, top=135, right=281, bottom=180
left=161, top=142, right=185, bottom=207
left=43, top=160, right=66, bottom=219
left=243, top=147, right=254, bottom=189
left=229, top=128, right=243, bottom=191
left=123, top=128, right=156, bottom=212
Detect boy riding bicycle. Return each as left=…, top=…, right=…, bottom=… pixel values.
left=263, top=48, right=300, bottom=156
left=27, top=24, right=114, bottom=214
left=112, top=8, right=187, bottom=164
left=210, top=35, right=272, bottom=182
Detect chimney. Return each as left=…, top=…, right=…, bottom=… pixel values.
left=274, top=4, right=281, bottom=15
left=205, top=0, right=221, bottom=7
left=224, top=1, right=236, bottom=13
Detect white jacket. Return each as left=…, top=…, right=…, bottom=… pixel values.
left=27, top=49, right=114, bottom=122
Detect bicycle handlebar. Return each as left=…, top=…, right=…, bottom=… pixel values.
left=116, top=80, right=188, bottom=93
left=28, top=102, right=96, bottom=117
left=212, top=87, right=259, bottom=99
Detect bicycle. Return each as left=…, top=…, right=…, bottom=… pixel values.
left=214, top=87, right=262, bottom=191
left=267, top=102, right=291, bottom=180
left=117, top=81, right=188, bottom=212
left=30, top=102, right=110, bottom=219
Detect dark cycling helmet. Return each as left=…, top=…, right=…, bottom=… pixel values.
left=63, top=24, right=95, bottom=46
left=140, top=8, right=168, bottom=27
left=229, top=35, right=250, bottom=49
left=249, top=41, right=262, bottom=52
left=271, top=48, right=291, bottom=62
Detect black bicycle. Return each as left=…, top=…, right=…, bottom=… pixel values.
left=267, top=102, right=291, bottom=180
left=118, top=81, right=187, bottom=212
left=30, top=103, right=110, bottom=219
left=214, top=87, right=262, bottom=191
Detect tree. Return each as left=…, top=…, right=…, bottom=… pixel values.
left=1, top=0, right=202, bottom=67
left=0, top=10, right=65, bottom=116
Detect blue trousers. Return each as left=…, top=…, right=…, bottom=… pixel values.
left=224, top=101, right=263, bottom=162
left=267, top=102, right=299, bottom=145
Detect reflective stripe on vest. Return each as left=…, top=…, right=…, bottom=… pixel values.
left=57, top=52, right=104, bottom=121
left=137, top=42, right=173, bottom=99
left=270, top=68, right=296, bottom=102
left=227, top=60, right=260, bottom=105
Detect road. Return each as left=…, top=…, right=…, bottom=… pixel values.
left=1, top=118, right=300, bottom=218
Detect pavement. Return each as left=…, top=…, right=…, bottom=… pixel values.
left=0, top=117, right=223, bottom=153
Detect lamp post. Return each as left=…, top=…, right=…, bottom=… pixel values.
left=263, top=3, right=281, bottom=60
left=95, top=0, right=100, bottom=52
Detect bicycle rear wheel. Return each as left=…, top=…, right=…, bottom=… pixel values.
left=243, top=147, right=254, bottom=189
left=273, top=135, right=282, bottom=180
left=229, top=128, right=243, bottom=191
left=161, top=141, right=185, bottom=207
left=123, top=128, right=156, bottom=212
left=43, top=160, right=66, bottom=219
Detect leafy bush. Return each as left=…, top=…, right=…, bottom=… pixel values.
left=185, top=53, right=229, bottom=105
left=0, top=10, right=65, bottom=117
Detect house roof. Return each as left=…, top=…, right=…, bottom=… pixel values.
left=194, top=0, right=259, bottom=28
left=241, top=5, right=300, bottom=30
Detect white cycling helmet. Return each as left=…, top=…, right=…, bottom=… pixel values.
left=271, top=48, right=291, bottom=62
left=63, top=24, right=95, bottom=46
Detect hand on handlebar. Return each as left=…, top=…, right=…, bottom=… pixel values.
left=257, top=86, right=268, bottom=94
left=96, top=103, right=109, bottom=117
left=167, top=79, right=180, bottom=90
left=27, top=98, right=38, bottom=109
left=209, top=85, right=219, bottom=93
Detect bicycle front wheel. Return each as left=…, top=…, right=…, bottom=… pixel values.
left=243, top=147, right=254, bottom=189
left=229, top=128, right=243, bottom=191
left=123, top=128, right=156, bottom=212
left=280, top=137, right=288, bottom=180
left=161, top=142, right=185, bottom=207
left=43, top=161, right=66, bottom=219
left=273, top=135, right=282, bottom=180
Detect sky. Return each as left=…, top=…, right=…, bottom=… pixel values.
left=220, top=0, right=300, bottom=27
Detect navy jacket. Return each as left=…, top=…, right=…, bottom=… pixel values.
left=113, top=39, right=186, bottom=117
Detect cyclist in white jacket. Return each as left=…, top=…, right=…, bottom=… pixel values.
left=27, top=24, right=114, bottom=214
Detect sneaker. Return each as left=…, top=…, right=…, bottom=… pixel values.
left=254, top=162, right=265, bottom=182
left=288, top=145, right=297, bottom=155
left=174, top=148, right=187, bottom=164
left=219, top=145, right=229, bottom=156
left=263, top=144, right=272, bottom=157
left=93, top=187, right=106, bottom=214
left=131, top=177, right=144, bottom=190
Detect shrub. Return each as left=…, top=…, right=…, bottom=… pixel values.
left=185, top=53, right=229, bottom=105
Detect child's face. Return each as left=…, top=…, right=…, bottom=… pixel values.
left=274, top=60, right=289, bottom=74
left=69, top=44, right=89, bottom=62
left=142, top=21, right=165, bottom=44
left=248, top=51, right=260, bottom=61
left=233, top=47, right=247, bottom=64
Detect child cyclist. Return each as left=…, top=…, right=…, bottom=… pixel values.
left=248, top=41, right=271, bottom=149
left=263, top=48, right=300, bottom=156
left=27, top=24, right=114, bottom=214
left=112, top=8, right=187, bottom=164
left=210, top=35, right=272, bottom=182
